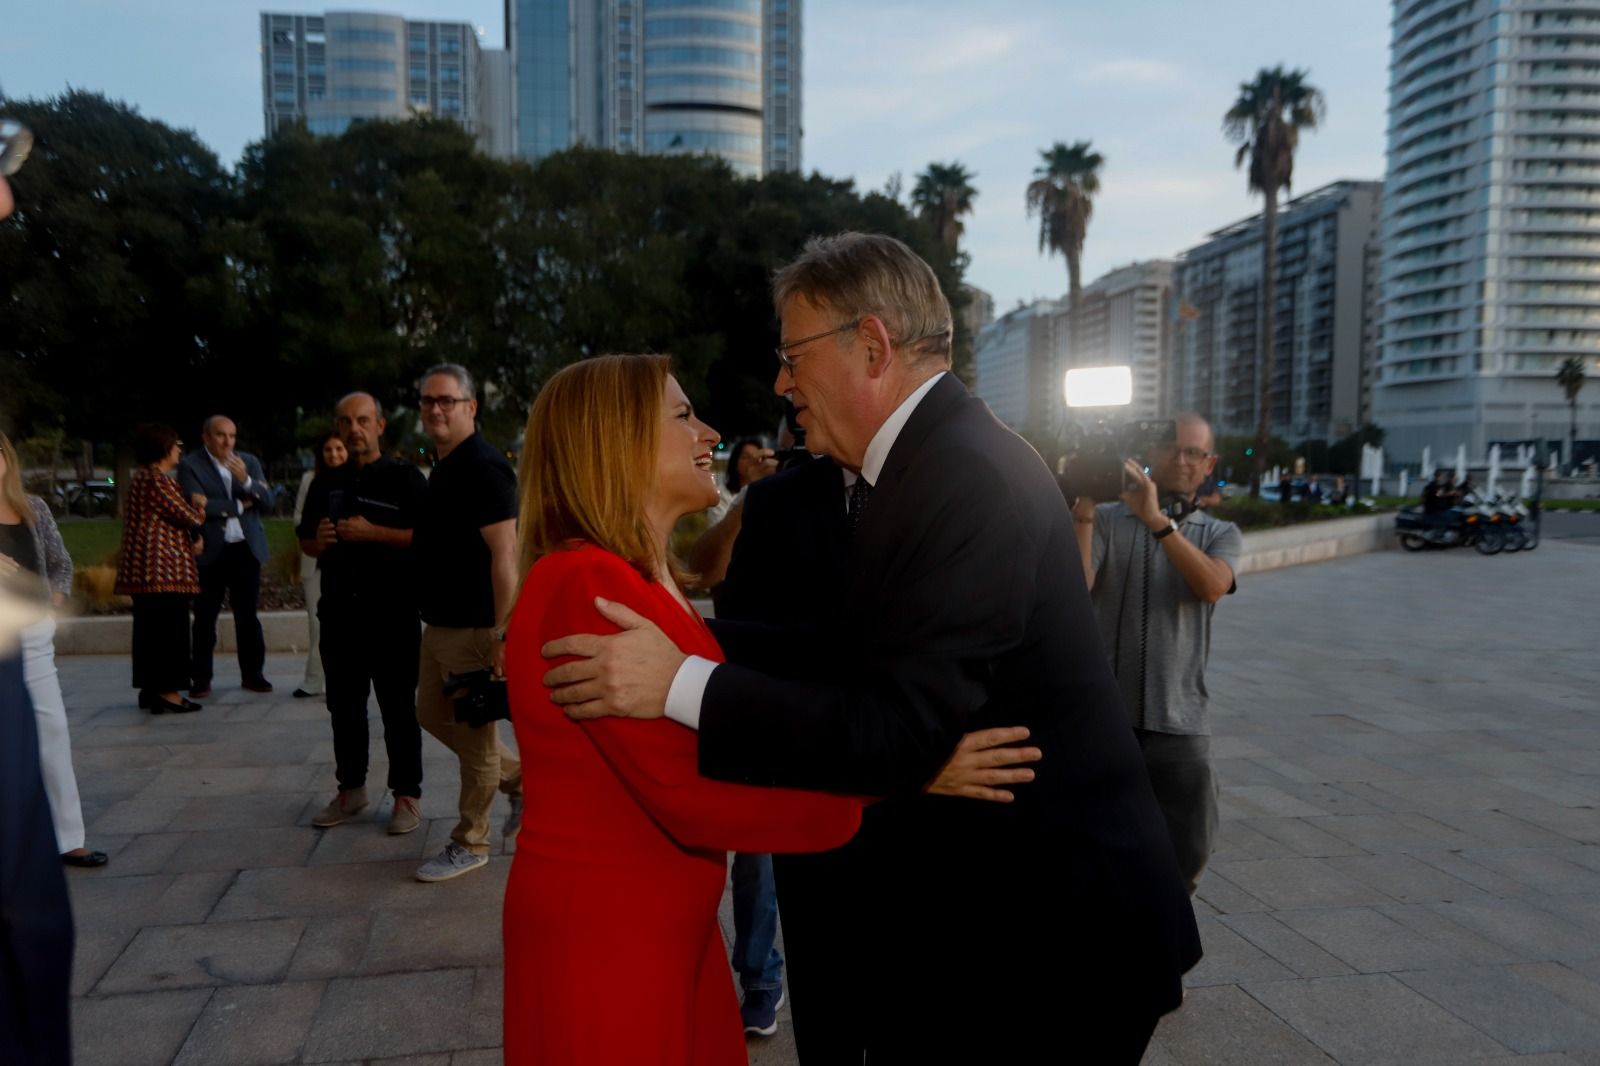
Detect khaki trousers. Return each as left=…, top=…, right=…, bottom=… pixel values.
left=416, top=624, right=522, bottom=855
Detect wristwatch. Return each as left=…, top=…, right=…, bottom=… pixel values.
left=1152, top=520, right=1179, bottom=540
left=492, top=628, right=508, bottom=643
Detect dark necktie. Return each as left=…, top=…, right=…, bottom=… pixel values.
left=848, top=477, right=873, bottom=533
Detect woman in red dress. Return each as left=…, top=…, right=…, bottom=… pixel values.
left=502, top=354, right=863, bottom=1065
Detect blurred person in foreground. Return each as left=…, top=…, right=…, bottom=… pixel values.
left=115, top=423, right=207, bottom=715
left=541, top=233, right=1201, bottom=1063
left=0, top=432, right=106, bottom=867
left=291, top=432, right=347, bottom=699
left=0, top=151, right=73, bottom=1066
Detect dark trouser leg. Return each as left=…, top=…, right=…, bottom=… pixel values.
left=190, top=553, right=225, bottom=684
left=731, top=852, right=784, bottom=994
left=369, top=616, right=422, bottom=800
left=225, top=543, right=266, bottom=682
left=132, top=594, right=191, bottom=695
left=1136, top=730, right=1218, bottom=895
left=320, top=614, right=372, bottom=793
left=773, top=848, right=868, bottom=1065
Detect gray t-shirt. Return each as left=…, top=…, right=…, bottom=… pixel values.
left=1089, top=502, right=1242, bottom=735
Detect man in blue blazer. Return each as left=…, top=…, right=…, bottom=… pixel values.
left=179, top=415, right=273, bottom=696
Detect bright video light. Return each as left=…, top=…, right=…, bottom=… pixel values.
left=1063, top=366, right=1133, bottom=408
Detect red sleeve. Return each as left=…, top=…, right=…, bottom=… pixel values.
left=525, top=549, right=862, bottom=855
left=153, top=474, right=205, bottom=528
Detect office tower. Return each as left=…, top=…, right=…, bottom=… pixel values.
left=974, top=299, right=1066, bottom=439
left=1065, top=260, right=1174, bottom=422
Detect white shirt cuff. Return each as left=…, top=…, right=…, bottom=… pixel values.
left=664, top=655, right=718, bottom=730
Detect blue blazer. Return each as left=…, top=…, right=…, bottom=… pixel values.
left=177, top=449, right=272, bottom=565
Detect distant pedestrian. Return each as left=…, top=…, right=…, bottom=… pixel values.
left=178, top=415, right=274, bottom=698
left=115, top=424, right=206, bottom=715
left=297, top=392, right=426, bottom=834
left=291, top=432, right=347, bottom=699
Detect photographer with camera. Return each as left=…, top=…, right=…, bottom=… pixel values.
left=297, top=391, right=427, bottom=837
left=410, top=364, right=524, bottom=884
left=1071, top=413, right=1241, bottom=894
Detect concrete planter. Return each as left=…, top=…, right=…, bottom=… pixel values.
left=1236, top=513, right=1394, bottom=575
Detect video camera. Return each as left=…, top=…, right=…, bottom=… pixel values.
left=772, top=401, right=812, bottom=473
left=1055, top=418, right=1176, bottom=502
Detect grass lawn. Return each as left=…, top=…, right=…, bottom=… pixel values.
left=57, top=517, right=299, bottom=569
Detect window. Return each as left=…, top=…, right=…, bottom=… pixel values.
left=308, top=116, right=353, bottom=135
left=441, top=38, right=462, bottom=54
left=307, top=61, right=326, bottom=76
left=645, top=72, right=758, bottom=93
left=304, top=29, right=326, bottom=45
left=272, top=59, right=296, bottom=76
left=618, top=16, right=633, bottom=33
left=645, top=17, right=760, bottom=42
left=619, top=71, right=635, bottom=89
left=644, top=129, right=760, bottom=153
left=410, top=65, right=428, bottom=80
left=441, top=94, right=463, bottom=113
left=271, top=29, right=294, bottom=46
left=334, top=57, right=396, bottom=73
left=645, top=45, right=759, bottom=69
left=334, top=86, right=397, bottom=101
left=332, top=29, right=397, bottom=44
left=619, top=44, right=634, bottom=61
left=410, top=36, right=428, bottom=53
left=411, top=91, right=430, bottom=106
left=645, top=0, right=757, bottom=10
left=442, top=65, right=461, bottom=82
left=308, top=87, right=325, bottom=101
left=772, top=77, right=788, bottom=95
left=273, top=90, right=297, bottom=107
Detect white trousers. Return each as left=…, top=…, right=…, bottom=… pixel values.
left=301, top=568, right=325, bottom=694
left=22, top=616, right=86, bottom=854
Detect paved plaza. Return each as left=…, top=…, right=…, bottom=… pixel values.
left=52, top=530, right=1600, bottom=1065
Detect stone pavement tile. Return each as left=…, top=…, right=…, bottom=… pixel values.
left=1151, top=983, right=1337, bottom=1065
left=73, top=925, right=138, bottom=996
left=1209, top=736, right=1273, bottom=759
left=77, top=766, right=162, bottom=804
left=301, top=969, right=481, bottom=1063
left=1511, top=961, right=1600, bottom=1020
left=86, top=831, right=191, bottom=877
left=1213, top=757, right=1309, bottom=790
left=172, top=980, right=326, bottom=1066
left=1397, top=965, right=1600, bottom=1054
left=1424, top=809, right=1581, bottom=850
left=172, top=791, right=322, bottom=831
left=288, top=915, right=373, bottom=981
left=1218, top=912, right=1356, bottom=979
left=74, top=990, right=216, bottom=1065
left=1285, top=752, right=1421, bottom=784
left=73, top=742, right=191, bottom=771
left=1220, top=785, right=1331, bottom=819
left=1208, top=858, right=1396, bottom=910
left=361, top=907, right=503, bottom=975
left=1237, top=816, right=1370, bottom=858
left=1310, top=812, right=1476, bottom=853
left=1526, top=895, right=1600, bottom=938
left=69, top=871, right=236, bottom=934
left=1360, top=776, right=1557, bottom=814
left=308, top=821, right=435, bottom=865
left=161, top=736, right=326, bottom=770
left=85, top=794, right=189, bottom=836
left=135, top=766, right=281, bottom=798
left=1374, top=903, right=1520, bottom=966
left=1330, top=730, right=1435, bottom=758
left=1212, top=820, right=1300, bottom=863
left=1194, top=869, right=1271, bottom=915
left=1275, top=906, right=1473, bottom=973
left=1415, top=851, right=1534, bottom=899
left=1423, top=899, right=1598, bottom=962
left=1243, top=973, right=1511, bottom=1065
left=98, top=917, right=306, bottom=994
left=71, top=723, right=225, bottom=750
left=1499, top=775, right=1600, bottom=810
left=1323, top=852, right=1497, bottom=905
left=1182, top=915, right=1297, bottom=987
left=163, top=827, right=319, bottom=873
left=1500, top=804, right=1600, bottom=845
left=468, top=966, right=502, bottom=1048
left=451, top=1053, right=502, bottom=1066
left=213, top=860, right=510, bottom=922
left=1456, top=848, right=1600, bottom=897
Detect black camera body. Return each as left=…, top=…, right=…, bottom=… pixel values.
left=1056, top=419, right=1176, bottom=502
left=443, top=669, right=509, bottom=728
left=772, top=402, right=812, bottom=473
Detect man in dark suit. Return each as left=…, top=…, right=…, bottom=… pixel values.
left=546, top=233, right=1201, bottom=1062
left=179, top=415, right=274, bottom=696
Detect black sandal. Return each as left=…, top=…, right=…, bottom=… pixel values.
left=62, top=850, right=109, bottom=868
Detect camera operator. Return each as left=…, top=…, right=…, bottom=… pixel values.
left=1071, top=413, right=1241, bottom=894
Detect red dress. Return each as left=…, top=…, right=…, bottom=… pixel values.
left=503, top=543, right=862, bottom=1066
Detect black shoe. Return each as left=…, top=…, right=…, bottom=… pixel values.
left=242, top=678, right=274, bottom=694
left=292, top=688, right=320, bottom=699
left=62, top=850, right=109, bottom=868
left=148, top=694, right=201, bottom=715
left=189, top=682, right=212, bottom=699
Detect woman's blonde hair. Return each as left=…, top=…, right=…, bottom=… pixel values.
left=0, top=432, right=35, bottom=528
left=514, top=354, right=687, bottom=594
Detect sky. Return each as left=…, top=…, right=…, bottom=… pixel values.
left=4, top=0, right=1393, bottom=311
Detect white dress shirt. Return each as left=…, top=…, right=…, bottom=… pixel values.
left=664, top=371, right=947, bottom=729
left=209, top=453, right=251, bottom=545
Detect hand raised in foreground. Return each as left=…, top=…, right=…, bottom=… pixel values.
left=543, top=597, right=686, bottom=721
left=925, top=727, right=1042, bottom=803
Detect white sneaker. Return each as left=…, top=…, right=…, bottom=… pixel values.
left=415, top=842, right=488, bottom=883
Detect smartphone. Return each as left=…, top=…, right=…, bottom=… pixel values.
left=326, top=489, right=348, bottom=522
left=0, top=120, right=33, bottom=177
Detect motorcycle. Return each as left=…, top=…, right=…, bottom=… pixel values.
left=1395, top=501, right=1505, bottom=555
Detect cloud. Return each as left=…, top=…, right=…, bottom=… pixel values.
left=1077, top=59, right=1182, bottom=85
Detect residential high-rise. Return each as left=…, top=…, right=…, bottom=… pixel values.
left=1375, top=0, right=1600, bottom=460
left=506, top=0, right=802, bottom=175
left=1064, top=261, right=1173, bottom=423
left=973, top=299, right=1065, bottom=440
left=1169, top=181, right=1382, bottom=443
left=261, top=11, right=512, bottom=157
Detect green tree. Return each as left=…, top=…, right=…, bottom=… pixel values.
left=1556, top=355, right=1587, bottom=473
left=1327, top=423, right=1385, bottom=477
left=1025, top=140, right=1103, bottom=367
left=1224, top=66, right=1325, bottom=496
left=911, top=162, right=978, bottom=257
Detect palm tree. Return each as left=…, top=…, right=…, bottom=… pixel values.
left=1025, top=141, right=1104, bottom=369
left=911, top=162, right=978, bottom=256
left=1224, top=66, right=1325, bottom=496
left=1556, top=355, right=1588, bottom=473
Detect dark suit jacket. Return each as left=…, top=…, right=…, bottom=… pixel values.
left=178, top=449, right=272, bottom=565
left=0, top=652, right=73, bottom=1065
left=699, top=374, right=1202, bottom=1041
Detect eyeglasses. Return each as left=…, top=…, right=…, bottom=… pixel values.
left=1156, top=443, right=1214, bottom=463
left=419, top=395, right=468, bottom=412
left=775, top=320, right=860, bottom=376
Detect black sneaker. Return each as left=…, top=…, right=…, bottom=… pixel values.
left=741, top=987, right=785, bottom=1037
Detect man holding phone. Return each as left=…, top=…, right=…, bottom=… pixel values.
left=297, top=392, right=428, bottom=835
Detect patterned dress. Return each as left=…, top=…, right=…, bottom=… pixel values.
left=115, top=467, right=204, bottom=596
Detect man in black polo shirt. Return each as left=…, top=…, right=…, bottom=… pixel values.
left=297, top=391, right=427, bottom=836
left=410, top=364, right=523, bottom=883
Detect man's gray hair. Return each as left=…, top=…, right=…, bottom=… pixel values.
left=1174, top=412, right=1216, bottom=453
left=773, top=232, right=953, bottom=365
left=422, top=363, right=476, bottom=401
left=337, top=392, right=384, bottom=421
